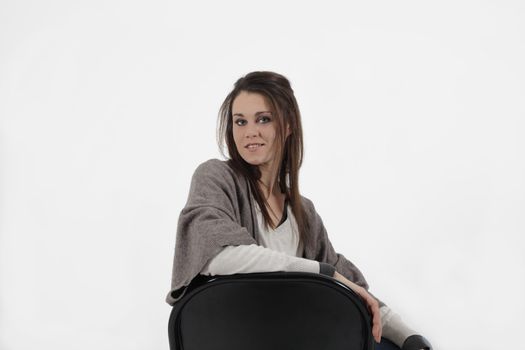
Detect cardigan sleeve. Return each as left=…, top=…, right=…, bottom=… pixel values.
left=165, top=160, right=258, bottom=306
left=302, top=196, right=370, bottom=289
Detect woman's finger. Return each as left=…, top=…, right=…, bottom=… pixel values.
left=362, top=290, right=382, bottom=343
left=334, top=273, right=382, bottom=342
left=371, top=300, right=382, bottom=342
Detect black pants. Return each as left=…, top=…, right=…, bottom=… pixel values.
left=375, top=338, right=401, bottom=350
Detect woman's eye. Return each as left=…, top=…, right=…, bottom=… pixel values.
left=258, top=116, right=271, bottom=123
left=235, top=119, right=247, bottom=126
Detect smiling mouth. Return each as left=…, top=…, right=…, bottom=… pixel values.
left=246, top=143, right=264, bottom=150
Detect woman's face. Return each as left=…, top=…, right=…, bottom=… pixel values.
left=231, top=91, right=289, bottom=170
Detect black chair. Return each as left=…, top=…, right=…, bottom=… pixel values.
left=168, top=271, right=374, bottom=350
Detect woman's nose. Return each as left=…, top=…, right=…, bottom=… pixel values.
left=245, top=122, right=260, bottom=137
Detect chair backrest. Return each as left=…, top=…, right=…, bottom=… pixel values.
left=168, top=272, right=374, bottom=350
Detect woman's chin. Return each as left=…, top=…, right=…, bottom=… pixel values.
left=240, top=155, right=265, bottom=166
left=244, top=159, right=263, bottom=166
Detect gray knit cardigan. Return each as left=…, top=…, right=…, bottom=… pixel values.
left=166, top=158, right=376, bottom=306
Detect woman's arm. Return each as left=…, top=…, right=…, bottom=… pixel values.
left=333, top=271, right=382, bottom=343
left=201, top=243, right=335, bottom=276
left=167, top=160, right=258, bottom=305
left=301, top=196, right=372, bottom=291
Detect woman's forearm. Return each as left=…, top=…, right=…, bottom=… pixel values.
left=201, top=244, right=320, bottom=275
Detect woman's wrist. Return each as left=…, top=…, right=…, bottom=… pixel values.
left=319, top=262, right=336, bottom=277
left=334, top=271, right=360, bottom=291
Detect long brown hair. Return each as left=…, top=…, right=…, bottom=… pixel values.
left=217, top=71, right=311, bottom=250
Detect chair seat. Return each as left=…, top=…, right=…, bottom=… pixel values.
left=169, top=272, right=373, bottom=350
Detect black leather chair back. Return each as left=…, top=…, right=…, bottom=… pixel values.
left=168, top=272, right=374, bottom=350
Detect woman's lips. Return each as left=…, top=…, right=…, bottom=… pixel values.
left=246, top=143, right=264, bottom=151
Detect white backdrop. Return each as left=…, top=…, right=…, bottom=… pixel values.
left=1, top=1, right=524, bottom=349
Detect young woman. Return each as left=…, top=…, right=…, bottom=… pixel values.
left=166, top=71, right=432, bottom=350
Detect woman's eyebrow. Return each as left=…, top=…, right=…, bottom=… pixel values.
left=232, top=111, right=272, bottom=117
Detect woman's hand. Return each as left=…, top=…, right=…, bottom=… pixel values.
left=333, top=271, right=382, bottom=343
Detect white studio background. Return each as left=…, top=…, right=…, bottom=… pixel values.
left=1, top=1, right=524, bottom=349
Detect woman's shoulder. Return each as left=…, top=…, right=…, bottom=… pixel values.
left=191, top=158, right=242, bottom=183
left=195, top=158, right=229, bottom=172
left=298, top=193, right=316, bottom=215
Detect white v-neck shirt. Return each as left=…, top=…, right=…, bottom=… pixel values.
left=254, top=200, right=305, bottom=257
left=200, top=199, right=319, bottom=276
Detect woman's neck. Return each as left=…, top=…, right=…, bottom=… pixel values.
left=257, top=163, right=277, bottom=198
left=258, top=179, right=280, bottom=199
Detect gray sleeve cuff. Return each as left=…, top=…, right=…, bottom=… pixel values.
left=319, top=262, right=336, bottom=277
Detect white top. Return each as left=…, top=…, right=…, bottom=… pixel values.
left=201, top=200, right=320, bottom=275
left=255, top=198, right=304, bottom=256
